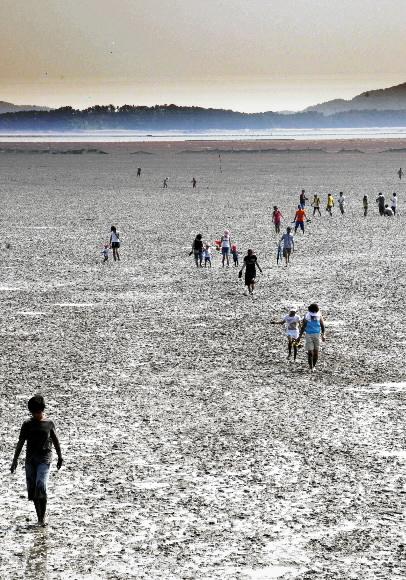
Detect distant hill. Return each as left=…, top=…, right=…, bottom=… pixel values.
left=304, top=82, right=406, bottom=115
left=0, top=101, right=51, bottom=114
left=1, top=101, right=406, bottom=131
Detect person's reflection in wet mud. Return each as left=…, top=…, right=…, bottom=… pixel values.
left=25, top=528, right=48, bottom=578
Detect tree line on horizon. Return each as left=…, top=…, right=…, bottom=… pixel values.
left=1, top=104, right=406, bottom=130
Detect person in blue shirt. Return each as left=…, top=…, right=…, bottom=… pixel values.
left=297, top=303, right=326, bottom=372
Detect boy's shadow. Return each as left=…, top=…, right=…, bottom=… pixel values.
left=25, top=527, right=48, bottom=578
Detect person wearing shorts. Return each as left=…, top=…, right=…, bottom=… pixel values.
left=298, top=303, right=325, bottom=372
left=11, top=395, right=63, bottom=526
left=271, top=306, right=301, bottom=360
left=221, top=229, right=231, bottom=267
left=110, top=225, right=120, bottom=261
left=299, top=189, right=308, bottom=209
left=326, top=194, right=334, bottom=216
left=294, top=205, right=307, bottom=234
left=312, top=194, right=321, bottom=217
left=280, top=227, right=295, bottom=266
left=272, top=206, right=283, bottom=234
left=239, top=249, right=262, bottom=295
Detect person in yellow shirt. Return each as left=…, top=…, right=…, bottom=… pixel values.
left=326, top=193, right=334, bottom=216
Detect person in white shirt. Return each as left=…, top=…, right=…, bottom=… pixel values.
left=220, top=229, right=231, bottom=267
left=391, top=192, right=398, bottom=215
left=271, top=306, right=302, bottom=360
left=110, top=226, right=120, bottom=262
left=203, top=244, right=212, bottom=268
left=384, top=204, right=394, bottom=217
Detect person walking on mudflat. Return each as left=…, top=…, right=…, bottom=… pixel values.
left=272, top=206, right=283, bottom=234
left=311, top=194, right=322, bottom=217
left=391, top=192, right=398, bottom=216
left=280, top=226, right=295, bottom=267
left=398, top=168, right=403, bottom=180
left=271, top=306, right=301, bottom=361
left=338, top=192, right=345, bottom=215
left=239, top=249, right=263, bottom=296
left=294, top=205, right=307, bottom=234
left=299, top=189, right=308, bottom=208
left=190, top=233, right=204, bottom=267
left=376, top=192, right=385, bottom=216
left=10, top=395, right=63, bottom=527
left=110, top=225, right=120, bottom=261
left=297, top=303, right=326, bottom=373
left=363, top=195, right=368, bottom=217
left=137, top=167, right=141, bottom=177
left=221, top=229, right=231, bottom=267
left=191, top=177, right=197, bottom=188
left=326, top=193, right=334, bottom=216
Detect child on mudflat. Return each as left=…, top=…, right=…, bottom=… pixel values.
left=11, top=395, right=63, bottom=527
left=231, top=244, right=240, bottom=267
left=203, top=244, right=213, bottom=267
left=271, top=306, right=302, bottom=360
left=101, top=244, right=109, bottom=262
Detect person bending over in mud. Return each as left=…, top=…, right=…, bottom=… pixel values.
left=297, top=303, right=325, bottom=373
left=239, top=249, right=262, bottom=295
left=271, top=305, right=302, bottom=361
left=11, top=395, right=63, bottom=527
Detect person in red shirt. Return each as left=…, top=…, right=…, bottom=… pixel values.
left=272, top=206, right=283, bottom=234
left=294, top=205, right=307, bottom=233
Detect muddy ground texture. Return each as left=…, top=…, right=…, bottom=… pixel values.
left=0, top=147, right=406, bottom=579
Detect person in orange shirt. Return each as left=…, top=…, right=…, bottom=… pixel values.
left=294, top=205, right=307, bottom=233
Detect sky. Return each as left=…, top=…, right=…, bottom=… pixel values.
left=1, top=0, right=406, bottom=112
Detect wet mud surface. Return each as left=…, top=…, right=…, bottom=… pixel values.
left=0, top=150, right=405, bottom=578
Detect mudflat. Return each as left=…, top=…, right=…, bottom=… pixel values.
left=0, top=145, right=405, bottom=579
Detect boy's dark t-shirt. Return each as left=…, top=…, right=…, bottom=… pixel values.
left=193, top=238, right=203, bottom=251
left=244, top=254, right=257, bottom=274
left=19, top=419, right=56, bottom=464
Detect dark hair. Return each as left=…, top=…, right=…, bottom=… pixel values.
left=308, top=303, right=319, bottom=313
left=196, top=234, right=202, bottom=240
left=111, top=226, right=116, bottom=232
left=28, top=395, right=45, bottom=413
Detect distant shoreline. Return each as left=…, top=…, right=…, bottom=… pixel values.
left=1, top=138, right=406, bottom=154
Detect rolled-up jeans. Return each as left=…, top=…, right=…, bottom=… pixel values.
left=25, top=461, right=50, bottom=500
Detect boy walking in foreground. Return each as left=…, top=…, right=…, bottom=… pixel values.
left=11, top=395, right=63, bottom=526
left=297, top=303, right=326, bottom=372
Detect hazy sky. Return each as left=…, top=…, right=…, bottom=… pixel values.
left=1, top=0, right=406, bottom=112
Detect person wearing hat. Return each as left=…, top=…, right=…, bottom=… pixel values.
left=271, top=306, right=302, bottom=360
